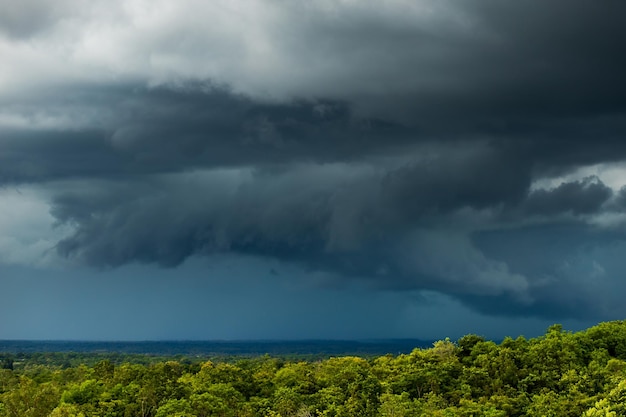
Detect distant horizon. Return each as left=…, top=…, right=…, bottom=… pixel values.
left=1, top=319, right=600, bottom=343
left=0, top=338, right=433, bottom=342
left=0, top=338, right=437, bottom=357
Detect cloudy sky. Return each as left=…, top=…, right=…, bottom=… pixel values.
left=1, top=0, right=626, bottom=341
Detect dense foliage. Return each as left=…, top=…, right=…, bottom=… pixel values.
left=2, top=321, right=626, bottom=416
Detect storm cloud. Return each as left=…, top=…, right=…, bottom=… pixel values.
left=2, top=0, right=626, bottom=330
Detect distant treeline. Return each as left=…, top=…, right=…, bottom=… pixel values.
left=0, top=339, right=433, bottom=356
left=2, top=321, right=626, bottom=416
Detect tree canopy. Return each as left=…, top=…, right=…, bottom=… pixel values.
left=3, top=320, right=626, bottom=416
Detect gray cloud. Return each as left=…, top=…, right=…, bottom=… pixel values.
left=0, top=0, right=71, bottom=38
left=46, top=144, right=617, bottom=317
left=472, top=224, right=626, bottom=320
left=0, top=84, right=416, bottom=184
left=49, top=163, right=531, bottom=303
left=523, top=177, right=613, bottom=217
left=2, top=0, right=626, bottom=324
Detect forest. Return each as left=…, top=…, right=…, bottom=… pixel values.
left=2, top=321, right=626, bottom=417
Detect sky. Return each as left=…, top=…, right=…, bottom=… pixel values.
left=1, top=0, right=626, bottom=341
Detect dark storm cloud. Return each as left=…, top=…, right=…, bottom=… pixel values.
left=613, top=186, right=626, bottom=210
left=0, top=84, right=414, bottom=184
left=523, top=177, right=613, bottom=217
left=49, top=143, right=540, bottom=299
left=3, top=0, right=626, bottom=322
left=0, top=129, right=121, bottom=184
left=294, top=0, right=626, bottom=126
left=472, top=224, right=626, bottom=320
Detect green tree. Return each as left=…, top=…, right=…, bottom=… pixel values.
left=0, top=377, right=59, bottom=417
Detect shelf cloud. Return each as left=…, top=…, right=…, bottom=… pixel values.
left=2, top=0, right=626, bottom=334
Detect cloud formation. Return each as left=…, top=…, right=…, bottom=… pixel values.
left=2, top=0, right=626, bottom=323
